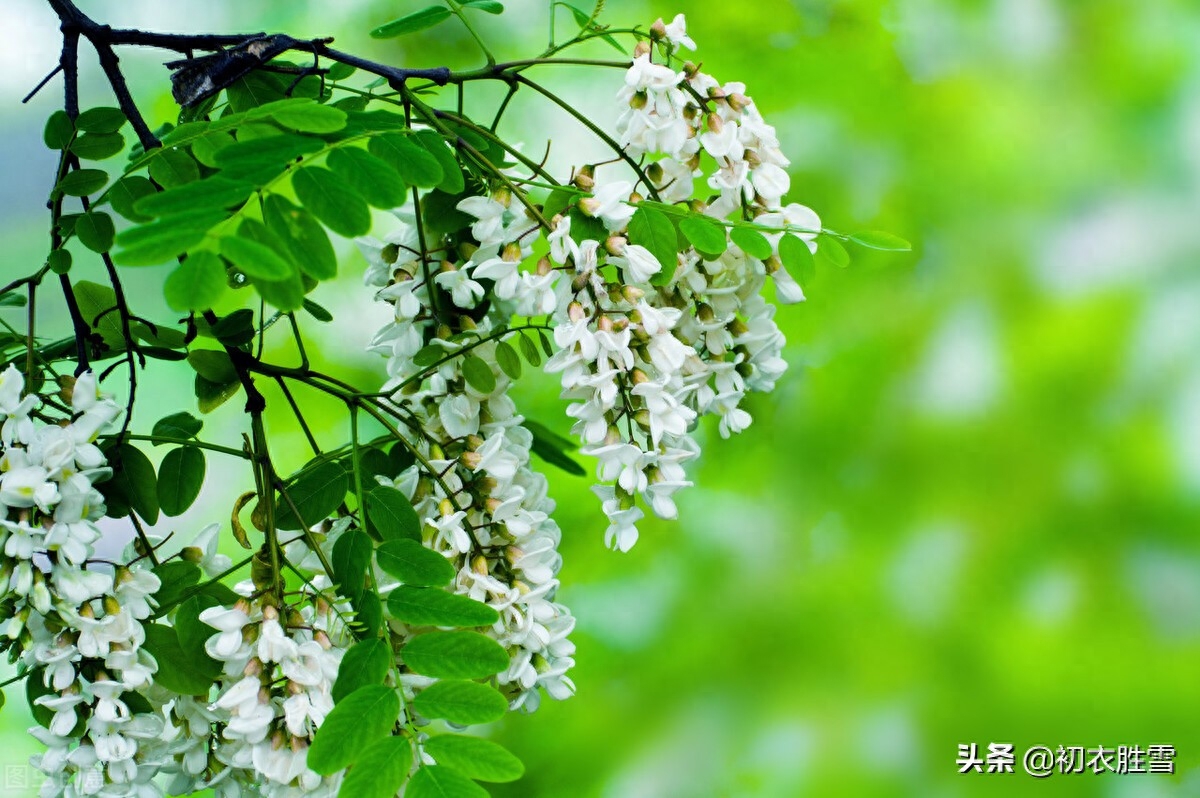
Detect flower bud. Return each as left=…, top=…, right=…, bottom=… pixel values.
left=633, top=41, right=651, bottom=58
left=382, top=243, right=400, bottom=264
left=571, top=272, right=592, bottom=293
left=728, top=92, right=750, bottom=112
left=502, top=242, right=523, bottom=262
left=706, top=112, right=723, bottom=134
left=102, top=596, right=122, bottom=616
left=622, top=285, right=645, bottom=304
left=180, top=546, right=204, bottom=564
left=604, top=236, right=627, bottom=256
left=536, top=257, right=553, bottom=276
left=472, top=554, right=489, bottom=576
left=567, top=301, right=587, bottom=322
left=649, top=18, right=667, bottom=40
left=461, top=451, right=482, bottom=470
left=573, top=165, right=595, bottom=190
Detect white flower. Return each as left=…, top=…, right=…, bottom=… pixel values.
left=434, top=268, right=485, bottom=309
left=581, top=182, right=636, bottom=231
left=192, top=523, right=233, bottom=577
left=257, top=615, right=298, bottom=663
left=750, top=162, right=790, bottom=208
left=663, top=13, right=696, bottom=50
left=457, top=195, right=508, bottom=248
left=614, top=244, right=663, bottom=284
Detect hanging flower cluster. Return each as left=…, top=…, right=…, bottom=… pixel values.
left=7, top=1, right=908, bottom=793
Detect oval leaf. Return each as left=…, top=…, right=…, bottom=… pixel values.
left=407, top=766, right=489, bottom=798
left=849, top=230, right=912, bottom=251
left=423, top=735, right=524, bottom=782
left=157, top=445, right=205, bottom=516
left=387, top=586, right=499, bottom=628
left=365, top=486, right=421, bottom=542
left=327, top=147, right=409, bottom=209
left=263, top=194, right=338, bottom=281
left=376, top=539, right=455, bottom=587
left=401, top=631, right=509, bottom=679
left=220, top=231, right=295, bottom=281
left=75, top=211, right=115, bottom=253
left=164, top=251, right=227, bottom=312
left=292, top=166, right=372, bottom=238
left=275, top=461, right=349, bottom=530
left=337, top=736, right=411, bottom=798
left=371, top=6, right=454, bottom=38
left=730, top=226, right=773, bottom=260
left=333, top=638, right=392, bottom=703
left=412, top=680, right=508, bottom=726
left=307, top=685, right=400, bottom=775
left=368, top=134, right=444, bottom=189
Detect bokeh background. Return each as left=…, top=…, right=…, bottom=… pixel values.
left=2, top=0, right=1199, bottom=796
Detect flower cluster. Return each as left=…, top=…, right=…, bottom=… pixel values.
left=0, top=366, right=167, bottom=796
left=172, top=592, right=350, bottom=797
left=361, top=213, right=577, bottom=712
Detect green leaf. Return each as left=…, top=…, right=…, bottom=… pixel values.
left=250, top=271, right=306, bottom=312
left=75, top=107, right=127, bottom=134
left=518, top=333, right=540, bottom=366
left=368, top=134, right=444, bottom=189
left=191, top=130, right=237, bottom=168
left=151, top=561, right=202, bottom=609
left=56, top=169, right=108, bottom=197
left=401, top=631, right=509, bottom=679
left=412, top=680, right=508, bottom=726
left=47, top=249, right=72, bottom=275
left=0, top=291, right=27, bottom=308
left=164, top=251, right=227, bottom=312
left=333, top=529, right=373, bottom=603
left=157, top=446, right=206, bottom=516
left=75, top=211, right=115, bottom=253
left=679, top=215, right=727, bottom=258
left=337, top=736, right=411, bottom=798
left=730, top=226, right=773, bottom=260
left=195, top=374, right=241, bottom=414
left=817, top=235, right=850, bottom=268
left=72, top=280, right=123, bottom=348
left=423, top=735, right=524, bottom=782
left=141, top=624, right=214, bottom=695
left=276, top=461, right=349, bottom=531
left=151, top=411, right=203, bottom=443
left=354, top=588, right=384, bottom=637
left=387, top=586, right=499, bottom=627
left=135, top=178, right=254, bottom=218
left=108, top=176, right=157, bottom=222
left=220, top=227, right=295, bottom=281
left=333, top=638, right=392, bottom=703
left=186, top=349, right=238, bottom=384
left=70, top=131, right=125, bottom=160
left=113, top=210, right=226, bottom=266
left=626, top=205, right=678, bottom=282
left=43, top=110, right=73, bottom=150
left=849, top=230, right=912, bottom=252
left=377, top=540, right=455, bottom=587
left=148, top=147, right=200, bottom=188
left=107, top=444, right=159, bottom=523
left=303, top=298, right=334, bottom=322
left=461, top=355, right=496, bottom=394
left=412, top=130, right=465, bottom=194
left=327, top=62, right=357, bottom=81
left=291, top=166, right=372, bottom=238
left=268, top=101, right=347, bottom=134
left=212, top=134, right=324, bottom=173
left=494, top=340, right=521, bottom=380
left=463, top=0, right=504, bottom=12
left=307, top=685, right=400, bottom=775
left=327, top=147, right=409, bottom=209
left=263, top=195, right=339, bottom=281
left=527, top=420, right=585, bottom=476
left=366, top=486, right=422, bottom=542
left=407, top=766, right=489, bottom=798
left=370, top=6, right=454, bottom=38
left=173, top=594, right=224, bottom=677
left=208, top=308, right=256, bottom=346
left=778, top=233, right=815, bottom=287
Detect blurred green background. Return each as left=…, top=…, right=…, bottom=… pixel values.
left=2, top=0, right=1199, bottom=796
